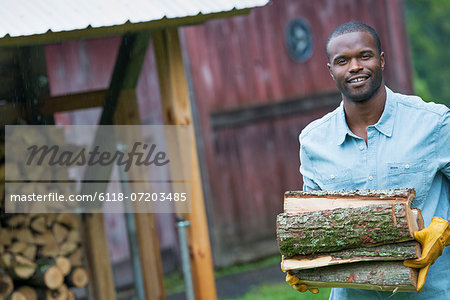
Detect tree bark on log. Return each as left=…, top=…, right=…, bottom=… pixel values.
left=290, top=261, right=418, bottom=292
left=277, top=203, right=418, bottom=257
left=282, top=241, right=421, bottom=271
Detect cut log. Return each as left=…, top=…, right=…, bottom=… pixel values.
left=14, top=286, right=37, bottom=300
left=66, top=230, right=81, bottom=244
left=33, top=231, right=57, bottom=246
left=9, top=241, right=28, bottom=254
left=281, top=208, right=424, bottom=270
left=277, top=203, right=420, bottom=257
left=67, top=247, right=83, bottom=267
left=58, top=242, right=77, bottom=257
left=26, top=259, right=64, bottom=289
left=0, top=252, right=13, bottom=269
left=283, top=189, right=416, bottom=214
left=65, top=267, right=88, bottom=288
left=282, top=240, right=421, bottom=270
left=30, top=216, right=47, bottom=234
left=55, top=214, right=79, bottom=230
left=66, top=289, right=76, bottom=300
left=290, top=261, right=418, bottom=292
left=15, top=229, right=34, bottom=243
left=10, top=255, right=37, bottom=280
left=55, top=256, right=71, bottom=276
left=22, top=244, right=37, bottom=261
left=44, top=284, right=68, bottom=300
left=52, top=223, right=68, bottom=244
left=0, top=272, right=13, bottom=299
left=6, top=215, right=26, bottom=228
left=39, top=243, right=60, bottom=258
left=0, top=229, right=12, bottom=246
left=7, top=291, right=27, bottom=300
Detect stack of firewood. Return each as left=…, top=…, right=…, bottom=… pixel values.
left=277, top=189, right=423, bottom=292
left=3, top=126, right=81, bottom=213
left=0, top=213, right=88, bottom=299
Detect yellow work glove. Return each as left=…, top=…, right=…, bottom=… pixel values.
left=285, top=271, right=319, bottom=294
left=403, top=217, right=450, bottom=292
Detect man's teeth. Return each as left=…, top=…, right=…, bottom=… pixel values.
left=350, top=77, right=367, bottom=83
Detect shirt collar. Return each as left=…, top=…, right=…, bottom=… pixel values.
left=336, top=86, right=397, bottom=145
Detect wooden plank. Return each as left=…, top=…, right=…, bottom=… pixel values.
left=83, top=214, right=116, bottom=300
left=17, top=46, right=53, bottom=124
left=113, top=89, right=165, bottom=300
left=39, top=90, right=106, bottom=115
left=81, top=31, right=150, bottom=300
left=153, top=28, right=217, bottom=300
left=210, top=92, right=340, bottom=130
left=0, top=103, right=20, bottom=126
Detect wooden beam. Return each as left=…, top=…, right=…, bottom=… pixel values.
left=153, top=28, right=217, bottom=300
left=17, top=46, right=53, bottom=124
left=82, top=31, right=150, bottom=300
left=39, top=90, right=106, bottom=115
left=113, top=89, right=165, bottom=300
left=211, top=92, right=340, bottom=130
left=83, top=214, right=116, bottom=300
left=99, top=31, right=151, bottom=125
left=0, top=103, right=20, bottom=126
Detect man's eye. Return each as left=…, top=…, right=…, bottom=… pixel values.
left=337, top=59, right=346, bottom=64
left=361, top=54, right=371, bottom=59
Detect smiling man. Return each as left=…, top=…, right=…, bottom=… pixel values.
left=288, top=21, right=450, bottom=299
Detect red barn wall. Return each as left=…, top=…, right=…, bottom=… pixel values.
left=43, top=0, right=412, bottom=268
left=180, top=0, right=412, bottom=266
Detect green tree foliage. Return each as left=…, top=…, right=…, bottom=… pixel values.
left=405, top=0, right=450, bottom=106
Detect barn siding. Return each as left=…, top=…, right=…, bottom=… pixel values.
left=43, top=0, right=412, bottom=268
left=180, top=0, right=412, bottom=266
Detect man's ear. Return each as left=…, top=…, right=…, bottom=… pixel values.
left=380, top=52, right=385, bottom=70
left=327, top=63, right=334, bottom=80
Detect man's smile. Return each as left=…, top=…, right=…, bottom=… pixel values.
left=347, top=75, right=369, bottom=84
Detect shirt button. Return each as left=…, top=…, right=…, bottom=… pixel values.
left=405, top=164, right=410, bottom=169
left=368, top=175, right=374, bottom=181
left=330, top=174, right=335, bottom=179
left=359, top=145, right=364, bottom=150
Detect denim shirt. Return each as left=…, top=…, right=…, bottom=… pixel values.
left=299, top=86, right=450, bottom=299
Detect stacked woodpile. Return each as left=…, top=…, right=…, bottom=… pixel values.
left=277, top=189, right=423, bottom=292
left=0, top=213, right=88, bottom=299
left=2, top=126, right=81, bottom=214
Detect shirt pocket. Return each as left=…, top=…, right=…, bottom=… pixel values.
left=387, top=161, right=427, bottom=206
left=318, top=168, right=353, bottom=191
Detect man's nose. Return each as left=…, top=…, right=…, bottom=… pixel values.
left=349, top=58, right=362, bottom=72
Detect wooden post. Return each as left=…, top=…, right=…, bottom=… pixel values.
left=113, top=89, right=165, bottom=300
left=17, top=45, right=53, bottom=125
left=82, top=31, right=156, bottom=300
left=153, top=28, right=218, bottom=300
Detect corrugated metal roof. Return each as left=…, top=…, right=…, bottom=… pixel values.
left=0, top=0, right=269, bottom=40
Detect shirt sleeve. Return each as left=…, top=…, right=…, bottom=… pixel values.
left=437, top=109, right=450, bottom=179
left=299, top=135, right=321, bottom=191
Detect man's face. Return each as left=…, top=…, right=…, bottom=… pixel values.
left=327, top=31, right=385, bottom=103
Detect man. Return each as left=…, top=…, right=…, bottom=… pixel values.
left=287, top=21, right=449, bottom=299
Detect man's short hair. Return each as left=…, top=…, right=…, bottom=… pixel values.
left=325, top=21, right=381, bottom=60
